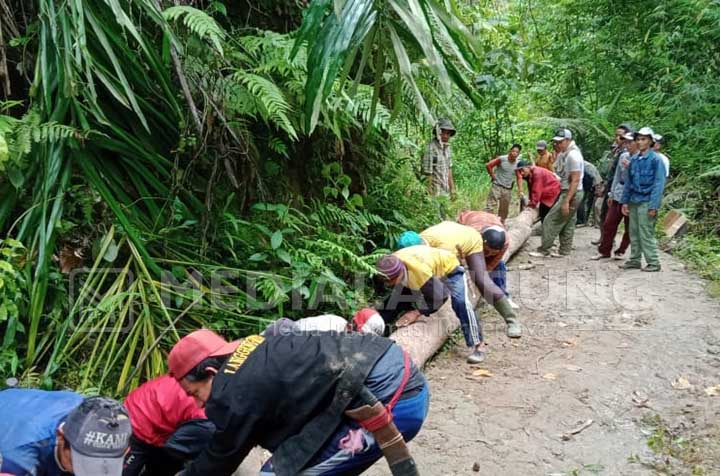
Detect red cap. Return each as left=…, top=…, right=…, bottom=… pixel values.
left=168, top=329, right=240, bottom=379
left=352, top=308, right=385, bottom=335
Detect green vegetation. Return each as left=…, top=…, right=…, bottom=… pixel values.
left=0, top=0, right=718, bottom=395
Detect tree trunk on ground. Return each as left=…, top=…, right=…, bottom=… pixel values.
left=391, top=208, right=538, bottom=367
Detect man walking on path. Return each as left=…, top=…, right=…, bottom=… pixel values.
left=485, top=144, right=524, bottom=222
left=592, top=130, right=635, bottom=260
left=422, top=119, right=456, bottom=200
left=620, top=127, right=667, bottom=272
left=376, top=246, right=487, bottom=363
left=516, top=160, right=561, bottom=222
left=534, top=140, right=555, bottom=172
left=396, top=221, right=522, bottom=338
left=529, top=129, right=584, bottom=257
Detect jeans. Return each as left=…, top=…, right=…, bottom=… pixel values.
left=260, top=384, right=431, bottom=476
left=488, top=260, right=508, bottom=296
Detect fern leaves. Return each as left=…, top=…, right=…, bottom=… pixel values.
left=163, top=6, right=225, bottom=56
left=232, top=72, right=298, bottom=140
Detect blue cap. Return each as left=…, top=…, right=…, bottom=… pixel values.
left=397, top=231, right=423, bottom=249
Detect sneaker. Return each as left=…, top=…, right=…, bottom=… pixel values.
left=549, top=251, right=563, bottom=258
left=590, top=254, right=610, bottom=261
left=467, top=349, right=486, bottom=364
left=529, top=251, right=550, bottom=258
left=643, top=264, right=662, bottom=272
left=612, top=252, right=625, bottom=260
left=591, top=238, right=601, bottom=245
left=620, top=262, right=642, bottom=270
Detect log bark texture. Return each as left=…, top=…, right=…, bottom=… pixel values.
left=390, top=208, right=538, bottom=367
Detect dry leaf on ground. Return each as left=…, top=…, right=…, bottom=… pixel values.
left=472, top=369, right=494, bottom=377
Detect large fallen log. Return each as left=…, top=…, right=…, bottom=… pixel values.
left=390, top=208, right=538, bottom=367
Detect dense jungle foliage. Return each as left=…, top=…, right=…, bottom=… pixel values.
left=0, top=0, right=718, bottom=395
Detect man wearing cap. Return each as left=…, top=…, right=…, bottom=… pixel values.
left=168, top=329, right=428, bottom=476
left=653, top=134, right=670, bottom=177
left=593, top=124, right=633, bottom=245
left=422, top=119, right=456, bottom=199
left=620, top=127, right=666, bottom=272
left=530, top=129, right=584, bottom=257
left=123, top=375, right=214, bottom=476
left=516, top=160, right=561, bottom=222
left=534, top=140, right=555, bottom=172
left=396, top=221, right=522, bottom=338
left=592, top=130, right=635, bottom=260
left=485, top=144, right=524, bottom=222
left=376, top=246, right=486, bottom=363
left=0, top=390, right=131, bottom=476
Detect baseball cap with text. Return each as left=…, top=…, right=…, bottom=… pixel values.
left=168, top=329, right=240, bottom=379
left=62, top=397, right=132, bottom=476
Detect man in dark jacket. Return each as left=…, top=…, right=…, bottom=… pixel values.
left=168, top=329, right=429, bottom=476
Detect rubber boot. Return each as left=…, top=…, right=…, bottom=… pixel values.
left=494, top=297, right=521, bottom=338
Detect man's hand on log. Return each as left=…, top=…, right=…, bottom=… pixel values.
left=396, top=310, right=422, bottom=327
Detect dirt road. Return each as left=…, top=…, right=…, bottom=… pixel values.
left=369, top=226, right=720, bottom=475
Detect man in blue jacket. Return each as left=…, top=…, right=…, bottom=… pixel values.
left=620, top=127, right=667, bottom=272
left=0, top=389, right=131, bottom=476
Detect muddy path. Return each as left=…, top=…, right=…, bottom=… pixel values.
left=369, top=226, right=720, bottom=475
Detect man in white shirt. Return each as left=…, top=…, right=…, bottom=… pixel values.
left=530, top=128, right=585, bottom=257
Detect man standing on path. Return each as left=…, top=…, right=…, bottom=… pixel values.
left=485, top=144, right=524, bottom=222
left=576, top=160, right=602, bottom=226
left=516, top=160, right=561, bottom=223
left=534, top=140, right=555, bottom=172
left=620, top=127, right=667, bottom=272
left=593, top=124, right=633, bottom=245
left=592, top=130, right=635, bottom=260
left=653, top=134, right=670, bottom=177
left=422, top=119, right=456, bottom=203
left=529, top=129, right=584, bottom=257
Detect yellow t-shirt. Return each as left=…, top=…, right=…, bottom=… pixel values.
left=420, top=221, right=484, bottom=258
left=394, top=245, right=460, bottom=290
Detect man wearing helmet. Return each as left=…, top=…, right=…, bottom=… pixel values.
left=396, top=218, right=522, bottom=339
left=421, top=119, right=457, bottom=200
left=619, top=127, right=667, bottom=272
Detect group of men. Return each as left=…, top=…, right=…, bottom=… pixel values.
left=0, top=121, right=671, bottom=476
left=1, top=308, right=427, bottom=476
left=0, top=210, right=524, bottom=476
left=423, top=120, right=668, bottom=271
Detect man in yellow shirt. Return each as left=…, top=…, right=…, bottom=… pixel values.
left=397, top=222, right=521, bottom=339
left=376, top=245, right=486, bottom=363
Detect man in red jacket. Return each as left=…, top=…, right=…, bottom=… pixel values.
left=517, top=159, right=561, bottom=222
left=123, top=375, right=214, bottom=476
